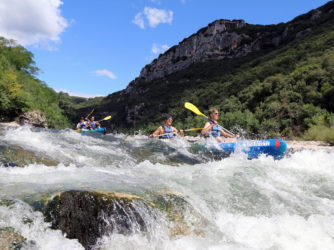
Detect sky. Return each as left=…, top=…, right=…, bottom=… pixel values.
left=0, top=0, right=330, bottom=98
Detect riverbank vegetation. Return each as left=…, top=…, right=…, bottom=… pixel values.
left=0, top=38, right=70, bottom=128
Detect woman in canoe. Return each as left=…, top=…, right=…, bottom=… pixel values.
left=201, top=108, right=236, bottom=143
left=149, top=115, right=184, bottom=139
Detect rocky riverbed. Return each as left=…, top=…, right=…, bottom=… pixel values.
left=286, top=140, right=333, bottom=154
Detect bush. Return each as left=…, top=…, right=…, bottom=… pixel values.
left=304, top=113, right=334, bottom=144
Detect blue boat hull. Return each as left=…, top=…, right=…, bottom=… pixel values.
left=193, top=139, right=287, bottom=160
left=77, top=128, right=106, bottom=134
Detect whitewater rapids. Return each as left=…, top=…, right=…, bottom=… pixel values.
left=0, top=125, right=334, bottom=250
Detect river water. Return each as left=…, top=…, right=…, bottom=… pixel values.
left=1, top=124, right=334, bottom=250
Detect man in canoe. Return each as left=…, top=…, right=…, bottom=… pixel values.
left=201, top=108, right=236, bottom=143
left=88, top=116, right=101, bottom=130
left=149, top=115, right=184, bottom=139
left=76, top=117, right=88, bottom=130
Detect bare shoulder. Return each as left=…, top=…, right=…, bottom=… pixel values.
left=203, top=121, right=211, bottom=127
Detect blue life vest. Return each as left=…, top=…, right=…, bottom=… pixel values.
left=209, top=120, right=220, bottom=138
left=77, top=122, right=86, bottom=129
left=160, top=125, right=174, bottom=139
left=89, top=121, right=96, bottom=129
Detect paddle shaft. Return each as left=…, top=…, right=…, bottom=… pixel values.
left=184, top=128, right=203, bottom=132
left=85, top=109, right=94, bottom=119
left=157, top=132, right=177, bottom=138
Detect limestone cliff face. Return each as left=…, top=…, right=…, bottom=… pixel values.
left=138, top=2, right=332, bottom=84
left=139, top=20, right=250, bottom=82
left=138, top=19, right=290, bottom=82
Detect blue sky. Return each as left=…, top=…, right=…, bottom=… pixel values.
left=0, top=0, right=330, bottom=97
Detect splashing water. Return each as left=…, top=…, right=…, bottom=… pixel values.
left=0, top=124, right=334, bottom=249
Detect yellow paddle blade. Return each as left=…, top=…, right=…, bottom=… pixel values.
left=98, top=116, right=112, bottom=122
left=184, top=102, right=207, bottom=118
left=187, top=128, right=203, bottom=131
left=101, top=115, right=111, bottom=121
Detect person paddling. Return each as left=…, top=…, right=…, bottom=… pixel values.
left=150, top=115, right=184, bottom=139
left=76, top=117, right=87, bottom=130
left=201, top=108, right=236, bottom=143
left=88, top=116, right=101, bottom=130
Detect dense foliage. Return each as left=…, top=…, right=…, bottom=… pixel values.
left=0, top=38, right=70, bottom=128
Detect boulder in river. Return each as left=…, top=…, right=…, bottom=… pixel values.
left=44, top=190, right=156, bottom=249
left=19, top=110, right=47, bottom=128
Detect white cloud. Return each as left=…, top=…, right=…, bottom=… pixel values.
left=55, top=89, right=103, bottom=98
left=93, top=69, right=117, bottom=79
left=152, top=43, right=170, bottom=54
left=132, top=7, right=173, bottom=29
left=144, top=7, right=173, bottom=28
left=0, top=0, right=68, bottom=47
left=132, top=12, right=145, bottom=29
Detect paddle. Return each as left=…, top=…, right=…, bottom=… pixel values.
left=184, top=102, right=236, bottom=137
left=151, top=128, right=203, bottom=138
left=98, top=116, right=112, bottom=122
left=184, top=128, right=203, bottom=132
left=157, top=132, right=178, bottom=138
left=155, top=128, right=202, bottom=137
left=85, top=109, right=94, bottom=119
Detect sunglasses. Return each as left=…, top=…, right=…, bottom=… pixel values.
left=210, top=112, right=219, bottom=115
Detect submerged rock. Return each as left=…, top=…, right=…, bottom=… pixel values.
left=44, top=190, right=155, bottom=249
left=0, top=227, right=26, bottom=250
left=0, top=145, right=59, bottom=167
left=2, top=162, right=18, bottom=167
left=152, top=192, right=216, bottom=238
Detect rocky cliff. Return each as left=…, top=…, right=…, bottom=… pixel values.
left=138, top=6, right=328, bottom=83
left=140, top=20, right=249, bottom=82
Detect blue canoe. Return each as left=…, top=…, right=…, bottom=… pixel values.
left=76, top=127, right=106, bottom=134
left=192, top=139, right=287, bottom=160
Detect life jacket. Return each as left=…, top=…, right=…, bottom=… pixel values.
left=209, top=120, right=220, bottom=138
left=89, top=121, right=96, bottom=129
left=77, top=122, right=86, bottom=129
left=160, top=125, right=174, bottom=139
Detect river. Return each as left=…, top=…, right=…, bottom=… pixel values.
left=1, top=124, right=334, bottom=249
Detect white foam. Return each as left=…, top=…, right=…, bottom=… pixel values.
left=216, top=212, right=334, bottom=250
left=0, top=199, right=83, bottom=249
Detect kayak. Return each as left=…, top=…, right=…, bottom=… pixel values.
left=75, top=128, right=106, bottom=135
left=191, top=139, right=287, bottom=160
